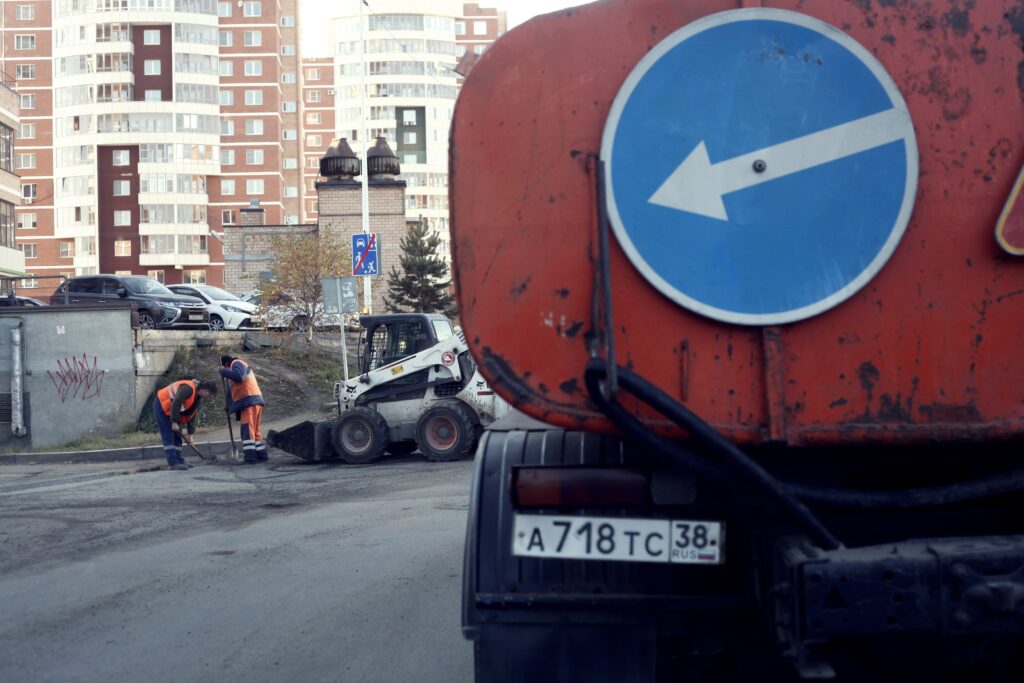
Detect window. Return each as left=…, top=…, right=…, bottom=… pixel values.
left=18, top=213, right=37, bottom=229
left=244, top=60, right=262, bottom=77
left=243, top=1, right=261, bottom=17
left=306, top=157, right=319, bottom=169
left=282, top=101, right=296, bottom=113
left=222, top=210, right=235, bottom=224
left=113, top=180, right=130, bottom=196
left=19, top=277, right=38, bottom=289
left=219, top=90, right=234, bottom=106
left=455, top=21, right=466, bottom=35
left=245, top=119, right=264, bottom=135
left=59, top=242, right=74, bottom=258
left=20, top=94, right=35, bottom=110
left=474, top=44, right=486, bottom=55
left=403, top=131, right=417, bottom=144
left=283, top=157, right=297, bottom=169
left=306, top=134, right=322, bottom=147
left=243, top=31, right=261, bottom=47
left=218, top=2, right=231, bottom=17
left=185, top=270, right=207, bottom=285
left=306, top=112, right=321, bottom=125
left=220, top=119, right=234, bottom=136
left=16, top=153, right=35, bottom=170
left=219, top=60, right=233, bottom=76
left=473, top=21, right=488, bottom=35
left=281, top=15, right=295, bottom=27
left=284, top=186, right=298, bottom=198
left=145, top=89, right=162, bottom=102
left=282, top=72, right=296, bottom=84
left=15, top=64, right=35, bottom=80
left=220, top=149, right=235, bottom=165
left=144, top=60, right=161, bottom=76
left=455, top=45, right=466, bottom=57
left=244, top=89, right=263, bottom=105
left=22, top=184, right=37, bottom=200
left=17, top=5, right=36, bottom=20
left=246, top=179, right=264, bottom=194
left=15, top=35, right=36, bottom=50
left=114, top=240, right=132, bottom=257
left=245, top=149, right=264, bottom=165
left=282, top=129, right=297, bottom=140
left=112, top=149, right=130, bottom=166
left=220, top=179, right=235, bottom=195
left=306, top=90, right=321, bottom=103
left=19, top=123, right=36, bottom=139
left=143, top=30, right=161, bottom=45
left=113, top=210, right=131, bottom=226
left=402, top=109, right=417, bottom=125
left=19, top=243, right=37, bottom=259
left=306, top=68, right=320, bottom=81
left=148, top=269, right=165, bottom=283
left=281, top=44, right=296, bottom=56
left=219, top=31, right=233, bottom=47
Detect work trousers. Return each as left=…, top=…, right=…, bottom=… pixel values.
left=239, top=404, right=266, bottom=463
left=153, top=397, right=184, bottom=466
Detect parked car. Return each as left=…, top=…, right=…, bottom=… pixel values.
left=0, top=295, right=47, bottom=307
left=50, top=275, right=210, bottom=330
left=239, top=289, right=347, bottom=332
left=167, top=284, right=256, bottom=332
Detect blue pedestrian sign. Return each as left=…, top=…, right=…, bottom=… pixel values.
left=601, top=9, right=918, bottom=325
left=352, top=233, right=380, bottom=277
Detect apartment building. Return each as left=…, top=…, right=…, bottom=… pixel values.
left=0, top=71, right=28, bottom=283
left=455, top=2, right=506, bottom=60
left=0, top=0, right=302, bottom=295
left=299, top=56, right=333, bottom=223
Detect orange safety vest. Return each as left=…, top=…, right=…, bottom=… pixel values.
left=158, top=379, right=199, bottom=424
left=227, top=360, right=262, bottom=403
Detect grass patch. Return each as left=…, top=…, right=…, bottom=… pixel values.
left=262, top=348, right=348, bottom=392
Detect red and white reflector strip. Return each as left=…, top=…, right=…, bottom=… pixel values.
left=513, top=467, right=650, bottom=508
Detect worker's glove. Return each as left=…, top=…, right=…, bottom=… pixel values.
left=171, top=423, right=181, bottom=434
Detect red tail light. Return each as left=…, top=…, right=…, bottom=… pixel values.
left=512, top=467, right=650, bottom=508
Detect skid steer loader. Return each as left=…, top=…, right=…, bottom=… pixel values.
left=267, top=313, right=509, bottom=463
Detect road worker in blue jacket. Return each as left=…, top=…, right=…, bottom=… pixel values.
left=220, top=355, right=266, bottom=463
left=153, top=379, right=217, bottom=470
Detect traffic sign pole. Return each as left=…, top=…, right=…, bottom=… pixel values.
left=336, top=279, right=349, bottom=380
left=359, top=0, right=372, bottom=315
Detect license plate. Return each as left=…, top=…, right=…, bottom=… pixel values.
left=512, top=514, right=724, bottom=565
left=188, top=314, right=203, bottom=321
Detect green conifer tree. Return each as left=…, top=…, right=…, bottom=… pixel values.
left=383, top=221, right=455, bottom=315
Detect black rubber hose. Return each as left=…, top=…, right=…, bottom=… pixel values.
left=586, top=359, right=842, bottom=550
left=588, top=358, right=1024, bottom=511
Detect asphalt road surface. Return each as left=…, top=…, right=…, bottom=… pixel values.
left=0, top=453, right=475, bottom=683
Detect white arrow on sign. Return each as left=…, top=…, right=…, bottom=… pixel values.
left=648, top=107, right=910, bottom=221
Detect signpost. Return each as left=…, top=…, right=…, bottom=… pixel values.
left=322, top=275, right=360, bottom=379
left=601, top=9, right=918, bottom=325
left=352, top=233, right=380, bottom=277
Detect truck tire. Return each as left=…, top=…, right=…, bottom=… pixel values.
left=415, top=401, right=480, bottom=462
left=332, top=407, right=389, bottom=464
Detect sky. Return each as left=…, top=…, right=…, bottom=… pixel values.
left=299, top=0, right=589, bottom=58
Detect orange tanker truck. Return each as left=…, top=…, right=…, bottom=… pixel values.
left=453, top=0, right=1024, bottom=680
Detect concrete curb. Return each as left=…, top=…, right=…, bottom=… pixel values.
left=0, top=440, right=238, bottom=465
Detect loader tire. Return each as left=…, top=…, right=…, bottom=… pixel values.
left=332, top=408, right=389, bottom=464
left=416, top=401, right=480, bottom=462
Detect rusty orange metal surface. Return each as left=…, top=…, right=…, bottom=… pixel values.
left=450, top=0, right=1024, bottom=446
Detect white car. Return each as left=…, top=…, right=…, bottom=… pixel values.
left=167, top=284, right=257, bottom=331
left=239, top=289, right=350, bottom=331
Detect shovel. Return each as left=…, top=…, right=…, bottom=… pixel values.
left=223, top=378, right=241, bottom=461
left=182, top=433, right=212, bottom=461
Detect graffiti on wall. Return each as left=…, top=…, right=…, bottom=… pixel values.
left=48, top=354, right=107, bottom=403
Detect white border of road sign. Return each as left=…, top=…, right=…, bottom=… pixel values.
left=601, top=8, right=919, bottom=326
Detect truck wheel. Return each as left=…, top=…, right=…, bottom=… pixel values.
left=332, top=408, right=389, bottom=464
left=416, top=401, right=480, bottom=462
left=386, top=441, right=418, bottom=455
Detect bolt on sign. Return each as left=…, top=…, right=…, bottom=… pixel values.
left=995, top=162, right=1024, bottom=256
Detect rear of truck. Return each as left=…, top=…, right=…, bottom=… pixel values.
left=452, top=1, right=1024, bottom=680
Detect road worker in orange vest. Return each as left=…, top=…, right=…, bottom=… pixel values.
left=153, top=379, right=218, bottom=470
left=220, top=355, right=266, bottom=463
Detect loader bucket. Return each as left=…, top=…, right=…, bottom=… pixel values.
left=267, top=420, right=338, bottom=461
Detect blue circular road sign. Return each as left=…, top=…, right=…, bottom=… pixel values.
left=602, top=9, right=918, bottom=325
